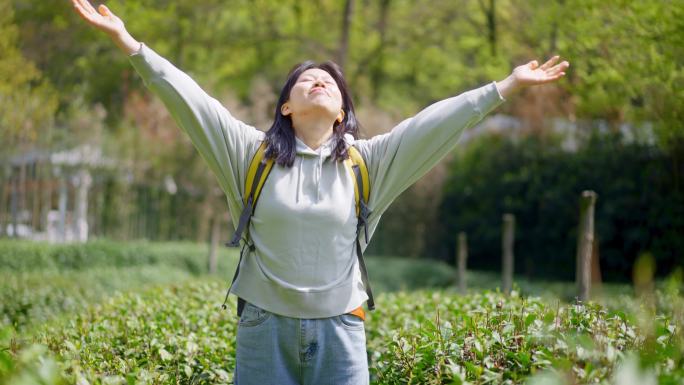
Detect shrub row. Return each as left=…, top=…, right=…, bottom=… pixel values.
left=2, top=281, right=682, bottom=384
left=0, top=239, right=238, bottom=274
left=0, top=266, right=201, bottom=333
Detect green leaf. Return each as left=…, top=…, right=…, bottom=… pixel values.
left=158, top=348, right=173, bottom=362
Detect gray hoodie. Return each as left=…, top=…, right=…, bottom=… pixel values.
left=128, top=43, right=506, bottom=318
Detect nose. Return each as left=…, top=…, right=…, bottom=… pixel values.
left=313, top=79, right=326, bottom=88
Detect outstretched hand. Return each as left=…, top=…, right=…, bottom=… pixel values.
left=496, top=55, right=570, bottom=99
left=71, top=0, right=126, bottom=37
left=513, top=56, right=569, bottom=87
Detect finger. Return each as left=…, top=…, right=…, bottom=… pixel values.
left=534, top=76, right=556, bottom=86
left=73, top=0, right=94, bottom=18
left=72, top=0, right=95, bottom=22
left=539, top=55, right=560, bottom=71
left=553, top=61, right=570, bottom=70
left=547, top=61, right=569, bottom=75
left=78, top=0, right=99, bottom=15
left=98, top=4, right=110, bottom=17
left=546, top=66, right=564, bottom=77
left=544, top=72, right=566, bottom=83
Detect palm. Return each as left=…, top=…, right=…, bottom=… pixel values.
left=71, top=0, right=125, bottom=36
left=513, top=56, right=569, bottom=87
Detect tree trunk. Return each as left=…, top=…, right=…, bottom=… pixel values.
left=479, top=0, right=497, bottom=57
left=370, top=0, right=391, bottom=101
left=337, top=0, right=354, bottom=72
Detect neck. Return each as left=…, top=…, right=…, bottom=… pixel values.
left=292, top=116, right=335, bottom=150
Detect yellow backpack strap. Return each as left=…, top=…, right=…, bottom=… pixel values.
left=224, top=141, right=274, bottom=315
left=244, top=141, right=275, bottom=206
left=345, top=145, right=375, bottom=311
left=344, top=146, right=370, bottom=216
left=226, top=141, right=274, bottom=247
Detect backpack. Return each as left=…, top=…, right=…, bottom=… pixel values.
left=220, top=140, right=375, bottom=317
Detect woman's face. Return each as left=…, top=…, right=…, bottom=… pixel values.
left=281, top=68, right=343, bottom=122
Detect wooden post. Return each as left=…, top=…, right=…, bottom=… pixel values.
left=502, top=213, right=515, bottom=295
left=591, top=233, right=602, bottom=294
left=32, top=164, right=41, bottom=233
left=0, top=163, right=8, bottom=237
left=58, top=171, right=68, bottom=242
left=10, top=167, right=19, bottom=238
left=576, top=190, right=598, bottom=301
left=18, top=162, right=27, bottom=234
left=73, top=168, right=91, bottom=242
left=208, top=214, right=220, bottom=275
left=41, top=163, right=53, bottom=235
left=457, top=232, right=468, bottom=294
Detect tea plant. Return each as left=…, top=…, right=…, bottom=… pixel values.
left=2, top=281, right=682, bottom=384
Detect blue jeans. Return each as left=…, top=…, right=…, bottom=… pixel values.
left=234, top=301, right=370, bottom=385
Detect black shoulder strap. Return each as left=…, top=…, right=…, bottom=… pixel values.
left=222, top=142, right=273, bottom=315
left=351, top=156, right=375, bottom=311
left=226, top=142, right=273, bottom=247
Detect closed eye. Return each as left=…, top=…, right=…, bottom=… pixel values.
left=299, top=77, right=336, bottom=85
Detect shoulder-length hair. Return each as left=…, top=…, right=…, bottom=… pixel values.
left=264, top=60, right=361, bottom=167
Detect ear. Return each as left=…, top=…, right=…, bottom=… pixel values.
left=281, top=103, right=291, bottom=116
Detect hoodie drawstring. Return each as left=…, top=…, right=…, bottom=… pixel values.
left=296, top=157, right=303, bottom=203
left=294, top=135, right=347, bottom=204
left=316, top=151, right=324, bottom=202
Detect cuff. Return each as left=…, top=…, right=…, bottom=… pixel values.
left=127, top=42, right=165, bottom=85
left=128, top=42, right=144, bottom=57
left=471, top=81, right=506, bottom=119
left=493, top=80, right=507, bottom=102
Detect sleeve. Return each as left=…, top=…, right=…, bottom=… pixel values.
left=355, top=80, right=506, bottom=224
left=127, top=42, right=264, bottom=206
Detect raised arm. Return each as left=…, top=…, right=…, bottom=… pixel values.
left=70, top=0, right=263, bottom=211
left=355, top=81, right=506, bottom=226
left=71, top=0, right=140, bottom=54
left=355, top=56, right=570, bottom=228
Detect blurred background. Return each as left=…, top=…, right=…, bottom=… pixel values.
left=0, top=0, right=682, bottom=284
left=2, top=1, right=684, bottom=383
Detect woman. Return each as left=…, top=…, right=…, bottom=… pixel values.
left=72, top=1, right=569, bottom=384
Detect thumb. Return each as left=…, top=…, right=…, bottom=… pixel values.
left=528, top=60, right=539, bottom=69
left=98, top=4, right=110, bottom=16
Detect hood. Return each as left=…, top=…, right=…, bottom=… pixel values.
left=294, top=132, right=355, bottom=156
left=294, top=133, right=355, bottom=203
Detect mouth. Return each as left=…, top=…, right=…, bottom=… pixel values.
left=309, top=88, right=328, bottom=96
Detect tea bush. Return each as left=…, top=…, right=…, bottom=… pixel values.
left=2, top=281, right=681, bottom=384
left=0, top=239, right=238, bottom=274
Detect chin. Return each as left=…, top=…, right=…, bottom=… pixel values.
left=304, top=104, right=337, bottom=116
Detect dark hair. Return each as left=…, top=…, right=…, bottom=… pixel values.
left=264, top=60, right=361, bottom=167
